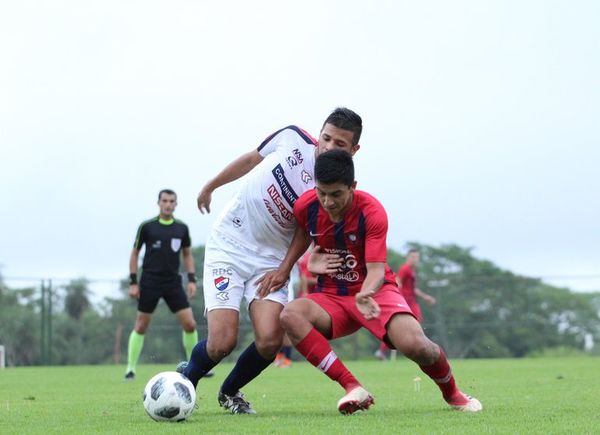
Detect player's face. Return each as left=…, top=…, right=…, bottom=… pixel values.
left=408, top=252, right=420, bottom=266
left=158, top=193, right=177, bottom=218
left=317, top=123, right=360, bottom=156
left=315, top=181, right=357, bottom=221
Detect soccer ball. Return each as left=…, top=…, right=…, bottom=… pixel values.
left=143, top=371, right=196, bottom=422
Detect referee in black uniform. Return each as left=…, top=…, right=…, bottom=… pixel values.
left=125, top=189, right=198, bottom=380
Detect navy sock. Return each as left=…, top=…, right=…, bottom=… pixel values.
left=282, top=345, right=292, bottom=359
left=220, top=342, right=274, bottom=396
left=184, top=339, right=218, bottom=388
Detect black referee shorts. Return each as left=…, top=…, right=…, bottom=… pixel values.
left=138, top=274, right=190, bottom=314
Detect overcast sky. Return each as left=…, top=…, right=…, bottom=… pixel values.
left=1, top=0, right=599, bottom=297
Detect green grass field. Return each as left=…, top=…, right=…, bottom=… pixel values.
left=1, top=357, right=598, bottom=434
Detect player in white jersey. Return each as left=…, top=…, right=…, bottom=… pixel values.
left=179, top=108, right=363, bottom=414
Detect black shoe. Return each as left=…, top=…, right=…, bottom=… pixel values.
left=124, top=371, right=135, bottom=380
left=175, top=361, right=188, bottom=374
left=176, top=361, right=214, bottom=379
left=218, top=390, right=256, bottom=414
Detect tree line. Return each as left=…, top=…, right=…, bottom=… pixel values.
left=1, top=243, right=598, bottom=367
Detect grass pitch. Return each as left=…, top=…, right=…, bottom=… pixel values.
left=1, top=357, right=598, bottom=434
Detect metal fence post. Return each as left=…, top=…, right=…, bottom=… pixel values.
left=41, top=279, right=46, bottom=365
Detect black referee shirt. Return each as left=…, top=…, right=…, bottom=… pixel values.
left=134, top=217, right=191, bottom=279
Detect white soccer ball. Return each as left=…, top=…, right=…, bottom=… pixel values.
left=143, top=371, right=196, bottom=422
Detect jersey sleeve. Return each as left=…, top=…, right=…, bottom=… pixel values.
left=363, top=200, right=389, bottom=263
left=293, top=190, right=314, bottom=230
left=182, top=224, right=191, bottom=248
left=257, top=125, right=315, bottom=157
left=133, top=222, right=147, bottom=250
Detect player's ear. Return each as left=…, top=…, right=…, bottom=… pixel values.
left=351, top=180, right=357, bottom=190
left=351, top=144, right=360, bottom=156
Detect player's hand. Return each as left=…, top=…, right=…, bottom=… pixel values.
left=307, top=245, right=344, bottom=275
left=197, top=187, right=212, bottom=214
left=255, top=269, right=289, bottom=298
left=424, top=294, right=436, bottom=305
left=128, top=284, right=140, bottom=300
left=355, top=291, right=381, bottom=320
left=186, top=282, right=197, bottom=298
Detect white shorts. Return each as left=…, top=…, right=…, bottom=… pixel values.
left=203, top=231, right=290, bottom=312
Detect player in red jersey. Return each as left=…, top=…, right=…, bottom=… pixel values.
left=297, top=250, right=318, bottom=298
left=375, top=249, right=436, bottom=359
left=257, top=150, right=482, bottom=414
left=398, top=249, right=436, bottom=321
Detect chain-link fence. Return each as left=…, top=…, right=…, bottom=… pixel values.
left=1, top=274, right=598, bottom=367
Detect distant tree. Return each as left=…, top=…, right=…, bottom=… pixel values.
left=63, top=278, right=91, bottom=320
left=408, top=243, right=600, bottom=358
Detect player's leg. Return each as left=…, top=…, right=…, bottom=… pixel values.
left=219, top=299, right=283, bottom=401
left=165, top=282, right=198, bottom=361
left=386, top=313, right=482, bottom=412
left=278, top=267, right=298, bottom=367
left=216, top=265, right=289, bottom=414
left=182, top=239, right=247, bottom=388
left=174, top=308, right=197, bottom=360
left=182, top=308, right=239, bottom=388
left=125, top=284, right=161, bottom=379
left=278, top=333, right=293, bottom=367
left=125, top=312, right=151, bottom=379
left=280, top=294, right=373, bottom=414
left=374, top=341, right=390, bottom=360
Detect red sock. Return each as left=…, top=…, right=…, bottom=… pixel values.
left=296, top=328, right=360, bottom=392
left=419, top=350, right=462, bottom=402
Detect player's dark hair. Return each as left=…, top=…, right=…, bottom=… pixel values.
left=407, top=248, right=419, bottom=255
left=158, top=189, right=177, bottom=200
left=322, top=107, right=363, bottom=145
left=315, top=149, right=355, bottom=187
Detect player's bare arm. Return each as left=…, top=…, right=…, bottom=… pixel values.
left=415, top=288, right=436, bottom=305
left=128, top=247, right=140, bottom=299
left=197, top=149, right=264, bottom=214
left=355, top=262, right=386, bottom=320
left=307, top=245, right=344, bottom=275
left=182, top=247, right=197, bottom=298
left=255, top=225, right=311, bottom=298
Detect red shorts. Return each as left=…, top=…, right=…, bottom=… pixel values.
left=306, top=284, right=416, bottom=346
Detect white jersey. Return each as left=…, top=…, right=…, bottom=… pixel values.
left=211, top=126, right=317, bottom=259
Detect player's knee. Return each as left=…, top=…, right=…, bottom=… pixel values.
left=255, top=334, right=284, bottom=358
left=207, top=334, right=237, bottom=359
left=402, top=335, right=437, bottom=365
left=182, top=319, right=197, bottom=332
left=279, top=306, right=303, bottom=332
left=134, top=321, right=149, bottom=334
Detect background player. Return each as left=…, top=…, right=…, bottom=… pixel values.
left=297, top=249, right=318, bottom=298
left=180, top=108, right=363, bottom=414
left=257, top=150, right=482, bottom=414
left=375, top=249, right=436, bottom=360
left=124, top=189, right=198, bottom=380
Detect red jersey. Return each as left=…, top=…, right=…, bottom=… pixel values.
left=293, top=189, right=397, bottom=296
left=298, top=252, right=313, bottom=279
left=297, top=251, right=316, bottom=297
left=398, top=263, right=417, bottom=304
